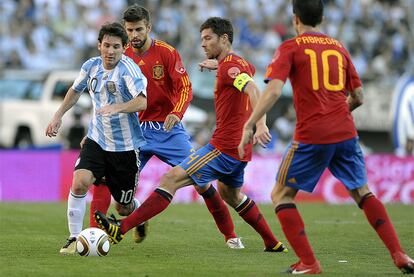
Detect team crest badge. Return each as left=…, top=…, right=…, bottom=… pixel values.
left=153, top=65, right=164, bottom=79
left=106, top=81, right=116, bottom=94
left=228, top=67, right=241, bottom=79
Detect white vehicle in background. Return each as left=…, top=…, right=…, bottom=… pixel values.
left=0, top=70, right=207, bottom=149
left=0, top=70, right=89, bottom=148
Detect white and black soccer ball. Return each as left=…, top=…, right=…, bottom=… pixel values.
left=76, top=227, right=110, bottom=257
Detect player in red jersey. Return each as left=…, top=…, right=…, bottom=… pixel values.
left=89, top=5, right=241, bottom=249
left=94, top=17, right=288, bottom=254
left=239, top=0, right=413, bottom=274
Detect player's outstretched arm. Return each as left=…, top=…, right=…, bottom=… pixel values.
left=238, top=79, right=284, bottom=159
left=244, top=81, right=272, bottom=148
left=347, top=86, right=363, bottom=111
left=45, top=88, right=81, bottom=137
left=96, top=94, right=147, bottom=116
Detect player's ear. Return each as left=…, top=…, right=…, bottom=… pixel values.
left=292, top=14, right=299, bottom=26
left=147, top=22, right=152, bottom=33
left=97, top=42, right=101, bottom=51
left=220, top=34, right=229, bottom=44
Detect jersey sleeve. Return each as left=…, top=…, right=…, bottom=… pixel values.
left=264, top=41, right=294, bottom=84
left=165, top=49, right=192, bottom=120
left=219, top=60, right=253, bottom=93
left=122, top=58, right=147, bottom=98
left=72, top=59, right=94, bottom=93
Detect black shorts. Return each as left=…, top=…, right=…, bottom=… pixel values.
left=75, top=138, right=139, bottom=205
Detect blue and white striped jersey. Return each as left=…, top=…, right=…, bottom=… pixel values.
left=72, top=55, right=147, bottom=152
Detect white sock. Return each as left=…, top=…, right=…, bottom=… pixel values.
left=235, top=194, right=248, bottom=209
left=133, top=198, right=141, bottom=211
left=132, top=198, right=146, bottom=226
left=67, top=190, right=87, bottom=238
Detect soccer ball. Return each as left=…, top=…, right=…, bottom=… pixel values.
left=76, top=227, right=110, bottom=257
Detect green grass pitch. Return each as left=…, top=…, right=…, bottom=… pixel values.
left=0, top=202, right=412, bottom=276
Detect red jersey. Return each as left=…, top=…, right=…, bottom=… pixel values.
left=265, top=33, right=362, bottom=144
left=211, top=54, right=255, bottom=162
left=125, top=39, right=192, bottom=122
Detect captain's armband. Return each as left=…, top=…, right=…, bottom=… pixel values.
left=233, top=73, right=253, bottom=93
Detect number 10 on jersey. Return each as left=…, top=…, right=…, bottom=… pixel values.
left=304, top=49, right=344, bottom=92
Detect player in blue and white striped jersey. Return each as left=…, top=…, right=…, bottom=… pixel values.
left=45, top=22, right=148, bottom=254
left=73, top=53, right=147, bottom=152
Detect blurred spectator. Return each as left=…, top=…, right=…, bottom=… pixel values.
left=192, top=112, right=215, bottom=150
left=66, top=108, right=86, bottom=150
left=0, top=0, right=410, bottom=83
left=395, top=137, right=414, bottom=157
left=272, top=104, right=295, bottom=154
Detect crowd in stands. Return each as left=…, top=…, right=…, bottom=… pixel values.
left=1, top=0, right=412, bottom=85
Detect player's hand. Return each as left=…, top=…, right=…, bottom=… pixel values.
left=164, top=114, right=180, bottom=132
left=45, top=118, right=62, bottom=137
left=96, top=105, right=119, bottom=116
left=198, top=59, right=218, bottom=72
left=253, top=124, right=272, bottom=148
left=238, top=122, right=254, bottom=159
left=80, top=136, right=87, bottom=148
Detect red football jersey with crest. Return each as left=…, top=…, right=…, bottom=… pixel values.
left=125, top=39, right=192, bottom=121
left=265, top=32, right=362, bottom=144
left=210, top=54, right=255, bottom=162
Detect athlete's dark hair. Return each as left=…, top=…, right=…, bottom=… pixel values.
left=200, top=17, right=233, bottom=44
left=98, top=22, right=128, bottom=46
left=292, top=0, right=324, bottom=27
left=123, top=4, right=150, bottom=24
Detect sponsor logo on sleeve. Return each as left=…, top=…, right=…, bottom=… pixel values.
left=175, top=60, right=186, bottom=74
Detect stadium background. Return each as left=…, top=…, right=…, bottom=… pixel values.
left=0, top=0, right=413, bottom=204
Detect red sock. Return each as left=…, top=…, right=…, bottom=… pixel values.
left=200, top=186, right=236, bottom=241
left=359, top=193, right=403, bottom=255
left=276, top=203, right=316, bottom=265
left=236, top=197, right=279, bottom=248
left=121, top=188, right=172, bottom=234
left=90, top=185, right=111, bottom=227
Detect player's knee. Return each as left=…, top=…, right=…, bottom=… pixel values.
left=72, top=170, right=94, bottom=195
left=194, top=184, right=208, bottom=194
left=221, top=191, right=242, bottom=208
left=159, top=166, right=193, bottom=196
left=270, top=186, right=280, bottom=204
left=71, top=179, right=90, bottom=195
left=270, top=184, right=289, bottom=206
left=159, top=170, right=181, bottom=193
left=349, top=184, right=371, bottom=203
left=115, top=203, right=133, bottom=216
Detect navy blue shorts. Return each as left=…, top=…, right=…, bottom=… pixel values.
left=179, top=144, right=247, bottom=188
left=277, top=137, right=367, bottom=193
